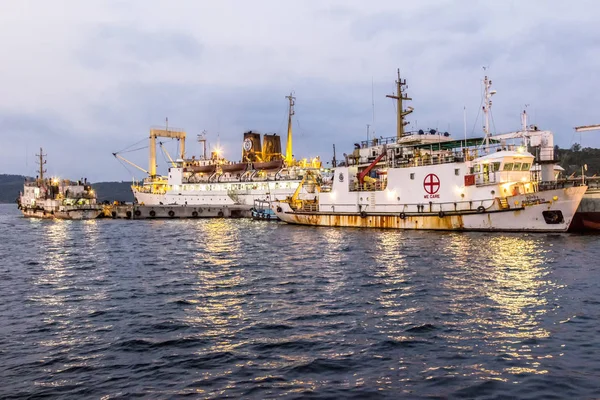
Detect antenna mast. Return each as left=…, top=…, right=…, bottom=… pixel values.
left=285, top=92, right=295, bottom=164
left=197, top=131, right=207, bottom=160
left=386, top=69, right=413, bottom=139
left=36, top=147, right=47, bottom=180
left=482, top=75, right=495, bottom=147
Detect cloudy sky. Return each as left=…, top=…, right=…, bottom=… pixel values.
left=1, top=0, right=599, bottom=181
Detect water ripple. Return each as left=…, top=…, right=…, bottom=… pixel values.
left=1, top=205, right=600, bottom=398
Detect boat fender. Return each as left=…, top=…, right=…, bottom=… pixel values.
left=168, top=210, right=175, bottom=218
left=217, top=211, right=224, bottom=217
left=198, top=208, right=203, bottom=214
left=438, top=211, right=445, bottom=218
left=134, top=210, right=141, bottom=217
left=360, top=211, right=367, bottom=218
left=192, top=211, right=198, bottom=218
left=477, top=206, right=485, bottom=213
left=149, top=210, right=156, bottom=217
left=126, top=211, right=132, bottom=219
left=276, top=206, right=283, bottom=213
left=111, top=211, right=117, bottom=218
left=266, top=214, right=271, bottom=220
left=399, top=212, right=406, bottom=220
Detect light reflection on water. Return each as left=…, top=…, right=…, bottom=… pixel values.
left=2, top=206, right=599, bottom=399
left=438, top=233, right=556, bottom=379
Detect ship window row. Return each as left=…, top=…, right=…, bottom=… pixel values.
left=172, top=182, right=297, bottom=191
left=503, top=162, right=531, bottom=171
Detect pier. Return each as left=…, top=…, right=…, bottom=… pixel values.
left=99, top=203, right=252, bottom=219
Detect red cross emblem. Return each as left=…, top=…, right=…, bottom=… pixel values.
left=423, top=174, right=440, bottom=194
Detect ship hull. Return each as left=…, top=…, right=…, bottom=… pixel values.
left=132, top=205, right=251, bottom=219
left=275, top=187, right=586, bottom=232
left=569, top=189, right=600, bottom=231
left=21, top=208, right=55, bottom=219
left=20, top=207, right=102, bottom=220
left=132, top=181, right=304, bottom=208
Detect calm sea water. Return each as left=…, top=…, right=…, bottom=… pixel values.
left=1, top=203, right=599, bottom=399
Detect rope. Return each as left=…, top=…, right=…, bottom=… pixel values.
left=470, top=90, right=484, bottom=136
left=116, top=156, right=136, bottom=176
left=115, top=138, right=147, bottom=154
left=119, top=145, right=148, bottom=154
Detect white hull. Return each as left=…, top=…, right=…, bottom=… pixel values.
left=133, top=182, right=305, bottom=207
left=275, top=187, right=586, bottom=232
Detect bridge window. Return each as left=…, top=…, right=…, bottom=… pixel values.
left=513, top=162, right=522, bottom=171
left=492, top=162, right=501, bottom=172
left=504, top=163, right=514, bottom=171
left=521, top=163, right=531, bottom=171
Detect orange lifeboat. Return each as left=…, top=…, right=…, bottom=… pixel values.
left=186, top=164, right=217, bottom=174
left=253, top=159, right=284, bottom=171
left=221, top=162, right=248, bottom=173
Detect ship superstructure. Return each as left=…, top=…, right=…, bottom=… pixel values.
left=113, top=95, right=321, bottom=217
left=274, top=71, right=586, bottom=232
left=17, top=148, right=102, bottom=220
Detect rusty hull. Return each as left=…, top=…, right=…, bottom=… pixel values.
left=288, top=212, right=466, bottom=230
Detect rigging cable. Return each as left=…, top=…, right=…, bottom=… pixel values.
left=114, top=137, right=147, bottom=154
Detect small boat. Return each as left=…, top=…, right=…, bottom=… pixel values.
left=253, top=159, right=284, bottom=171
left=18, top=148, right=103, bottom=220
left=221, top=162, right=248, bottom=173
left=251, top=199, right=278, bottom=221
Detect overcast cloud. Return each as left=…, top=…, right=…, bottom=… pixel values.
left=1, top=0, right=599, bottom=181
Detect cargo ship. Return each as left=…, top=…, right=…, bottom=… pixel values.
left=17, top=148, right=103, bottom=220
left=274, top=72, right=586, bottom=232
left=113, top=94, right=321, bottom=218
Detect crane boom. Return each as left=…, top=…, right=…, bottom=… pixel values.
left=358, top=145, right=387, bottom=184
left=159, top=142, right=177, bottom=167
left=113, top=153, right=149, bottom=174
left=575, top=124, right=600, bottom=133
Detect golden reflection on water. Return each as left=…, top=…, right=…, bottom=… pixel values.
left=440, top=234, right=554, bottom=377
left=186, top=220, right=246, bottom=354
left=373, top=232, right=412, bottom=341
left=36, top=221, right=70, bottom=291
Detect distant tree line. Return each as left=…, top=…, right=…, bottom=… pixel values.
left=0, top=175, right=134, bottom=204
left=556, top=144, right=600, bottom=177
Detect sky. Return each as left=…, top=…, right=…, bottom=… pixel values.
left=1, top=0, right=599, bottom=181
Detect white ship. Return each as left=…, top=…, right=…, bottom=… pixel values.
left=274, top=72, right=586, bottom=232
left=113, top=94, right=321, bottom=217
left=17, top=148, right=102, bottom=220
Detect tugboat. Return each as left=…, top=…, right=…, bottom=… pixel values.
left=274, top=71, right=586, bottom=232
left=17, top=148, right=102, bottom=220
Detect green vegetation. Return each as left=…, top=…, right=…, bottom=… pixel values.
left=0, top=175, right=133, bottom=203
left=92, top=182, right=134, bottom=203
left=557, top=144, right=600, bottom=177
left=0, top=175, right=29, bottom=203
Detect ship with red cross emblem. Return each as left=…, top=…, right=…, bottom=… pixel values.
left=274, top=71, right=586, bottom=232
